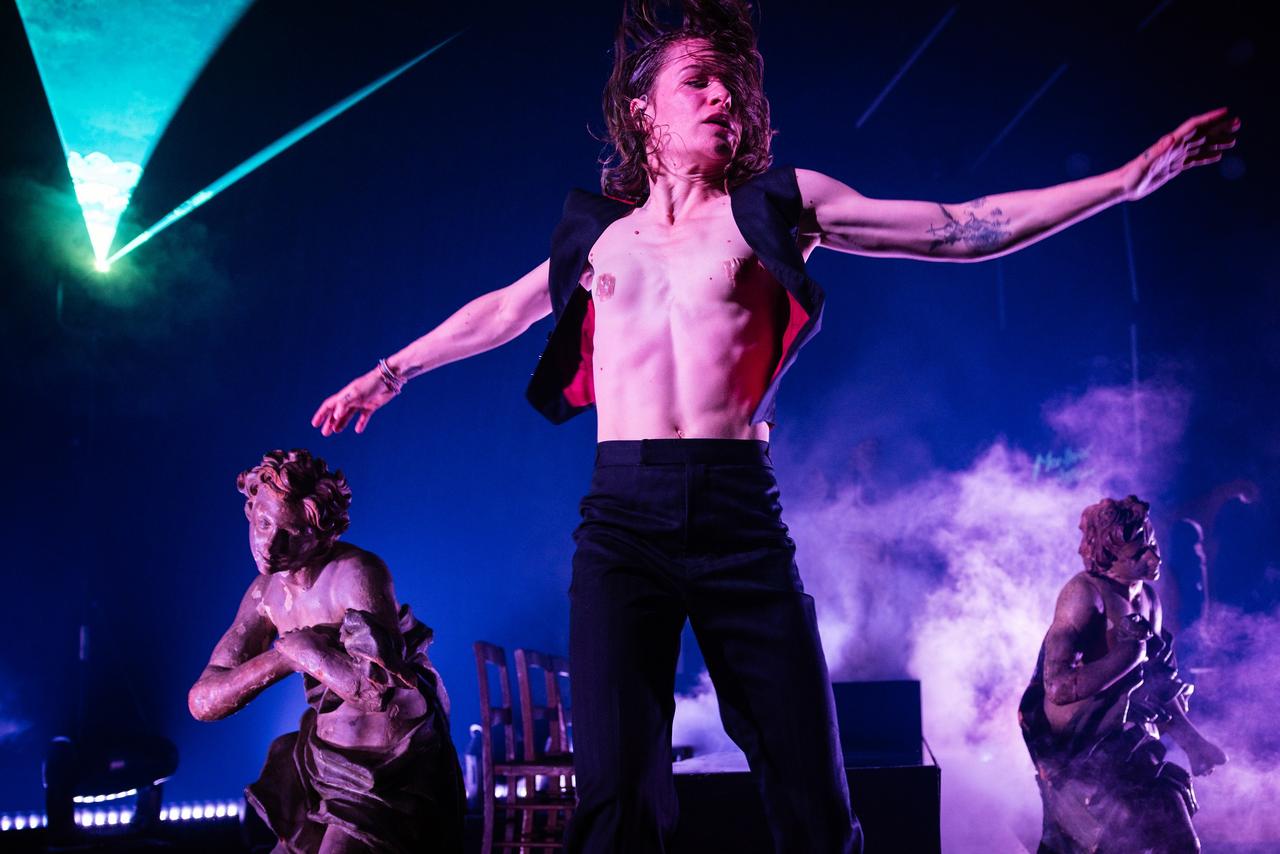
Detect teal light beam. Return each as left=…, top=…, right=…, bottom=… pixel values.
left=16, top=0, right=255, bottom=268
left=106, top=33, right=461, bottom=268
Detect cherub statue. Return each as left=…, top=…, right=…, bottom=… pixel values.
left=189, top=449, right=463, bottom=853
left=1020, top=495, right=1227, bottom=853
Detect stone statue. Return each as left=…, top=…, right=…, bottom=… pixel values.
left=189, top=449, right=463, bottom=853
left=1019, top=495, right=1228, bottom=853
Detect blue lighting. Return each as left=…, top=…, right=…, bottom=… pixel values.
left=107, top=34, right=461, bottom=266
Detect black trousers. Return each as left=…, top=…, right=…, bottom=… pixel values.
left=565, top=440, right=862, bottom=854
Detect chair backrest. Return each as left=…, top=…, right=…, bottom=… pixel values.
left=474, top=641, right=518, bottom=764
left=514, top=648, right=572, bottom=759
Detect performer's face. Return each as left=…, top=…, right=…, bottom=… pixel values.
left=1107, top=523, right=1162, bottom=583
left=636, top=38, right=739, bottom=170
left=246, top=488, right=326, bottom=575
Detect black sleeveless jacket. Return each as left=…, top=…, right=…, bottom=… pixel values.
left=525, top=166, right=825, bottom=426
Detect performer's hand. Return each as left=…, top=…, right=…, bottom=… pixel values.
left=312, top=368, right=398, bottom=436
left=1187, top=738, right=1229, bottom=777
left=1122, top=107, right=1240, bottom=202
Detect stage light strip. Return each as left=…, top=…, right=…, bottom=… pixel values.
left=104, top=32, right=461, bottom=269
left=855, top=5, right=958, bottom=130
left=72, top=787, right=137, bottom=803
left=970, top=62, right=1069, bottom=172
left=0, top=799, right=243, bottom=831
left=0, top=813, right=46, bottom=831
left=1136, top=0, right=1176, bottom=32
left=158, top=800, right=240, bottom=821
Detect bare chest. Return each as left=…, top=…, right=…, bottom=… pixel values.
left=585, top=207, right=777, bottom=315
left=256, top=574, right=339, bottom=634
left=1090, top=582, right=1155, bottom=656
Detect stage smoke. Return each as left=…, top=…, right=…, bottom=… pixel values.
left=669, top=381, right=1262, bottom=852
left=1178, top=604, right=1280, bottom=846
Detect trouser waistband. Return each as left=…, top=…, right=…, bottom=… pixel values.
left=594, top=439, right=771, bottom=466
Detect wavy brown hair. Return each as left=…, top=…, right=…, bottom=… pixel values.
left=601, top=0, right=774, bottom=202
left=237, top=449, right=352, bottom=540
left=1078, top=495, right=1151, bottom=576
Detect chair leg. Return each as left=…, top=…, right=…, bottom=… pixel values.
left=481, top=763, right=494, bottom=854
left=503, top=775, right=518, bottom=851
left=521, top=774, right=536, bottom=854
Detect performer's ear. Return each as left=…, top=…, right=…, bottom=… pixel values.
left=630, top=97, right=649, bottom=121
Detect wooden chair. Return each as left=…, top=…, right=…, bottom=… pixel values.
left=474, top=641, right=576, bottom=854
left=513, top=648, right=575, bottom=843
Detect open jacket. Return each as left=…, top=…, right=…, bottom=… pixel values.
left=526, top=165, right=826, bottom=426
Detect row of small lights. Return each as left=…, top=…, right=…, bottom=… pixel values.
left=160, top=801, right=241, bottom=822
left=492, top=775, right=574, bottom=800
left=73, top=788, right=137, bottom=804
left=0, top=800, right=240, bottom=832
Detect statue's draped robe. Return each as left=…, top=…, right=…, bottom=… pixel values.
left=1018, top=625, right=1197, bottom=854
left=246, top=606, right=464, bottom=853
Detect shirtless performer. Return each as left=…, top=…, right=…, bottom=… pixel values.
left=310, top=3, right=1238, bottom=851
left=189, top=450, right=463, bottom=853
left=1019, top=496, right=1228, bottom=853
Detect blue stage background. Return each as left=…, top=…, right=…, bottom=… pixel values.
left=1, top=0, right=1275, bottom=846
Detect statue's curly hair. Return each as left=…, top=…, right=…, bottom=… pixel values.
left=600, top=0, right=774, bottom=203
left=236, top=449, right=351, bottom=540
left=1078, top=495, right=1151, bottom=575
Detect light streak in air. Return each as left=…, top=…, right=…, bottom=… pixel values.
left=106, top=34, right=461, bottom=268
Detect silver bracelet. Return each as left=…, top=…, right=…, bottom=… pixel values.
left=377, top=358, right=405, bottom=394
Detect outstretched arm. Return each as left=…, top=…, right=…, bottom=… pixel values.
left=798, top=108, right=1239, bottom=262
left=1042, top=575, right=1147, bottom=706
left=312, top=258, right=553, bottom=435
left=188, top=576, right=293, bottom=722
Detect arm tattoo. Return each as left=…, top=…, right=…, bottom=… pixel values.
left=926, top=202, right=1011, bottom=254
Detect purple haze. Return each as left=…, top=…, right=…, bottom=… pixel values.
left=672, top=382, right=1274, bottom=851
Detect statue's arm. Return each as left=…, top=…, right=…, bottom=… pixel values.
left=796, top=108, right=1237, bottom=263
left=273, top=551, right=404, bottom=712
left=188, top=576, right=293, bottom=722
left=1041, top=575, right=1146, bottom=706
left=313, top=258, right=552, bottom=436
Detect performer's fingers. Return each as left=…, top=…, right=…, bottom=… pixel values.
left=327, top=404, right=350, bottom=435
left=355, top=411, right=373, bottom=434
left=311, top=400, right=333, bottom=428
left=335, top=406, right=360, bottom=433
left=1178, top=107, right=1229, bottom=137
